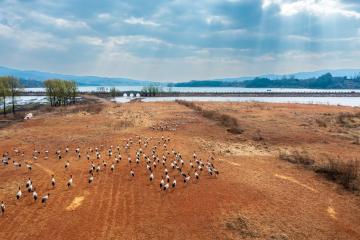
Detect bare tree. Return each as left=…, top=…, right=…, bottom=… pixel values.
left=6, top=76, right=22, bottom=114
left=44, top=79, right=78, bottom=107
left=0, top=77, right=10, bottom=116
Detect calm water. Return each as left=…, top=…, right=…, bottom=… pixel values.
left=3, top=96, right=48, bottom=106
left=24, top=86, right=360, bottom=93
left=2, top=95, right=359, bottom=108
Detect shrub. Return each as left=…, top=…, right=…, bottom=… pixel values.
left=337, top=112, right=360, bottom=128
left=315, top=118, right=327, bottom=127
left=279, top=150, right=359, bottom=192
left=279, top=150, right=315, bottom=166
left=315, top=158, right=359, bottom=191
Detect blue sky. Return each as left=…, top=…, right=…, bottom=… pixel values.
left=0, top=0, right=360, bottom=81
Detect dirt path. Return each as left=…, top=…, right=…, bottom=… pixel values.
left=80, top=94, right=114, bottom=105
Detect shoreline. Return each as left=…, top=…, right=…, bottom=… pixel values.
left=17, top=91, right=360, bottom=98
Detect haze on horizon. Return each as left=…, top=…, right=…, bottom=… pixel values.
left=0, top=0, right=359, bottom=82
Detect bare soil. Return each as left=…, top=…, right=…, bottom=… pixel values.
left=0, top=100, right=359, bottom=240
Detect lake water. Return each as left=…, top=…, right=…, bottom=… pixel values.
left=2, top=93, right=360, bottom=108
left=2, top=96, right=48, bottom=106
left=0, top=86, right=360, bottom=108
left=24, top=86, right=360, bottom=93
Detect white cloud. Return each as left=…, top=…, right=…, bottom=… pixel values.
left=0, top=23, right=66, bottom=50
left=97, top=13, right=112, bottom=20
left=124, top=17, right=159, bottom=26
left=29, top=12, right=89, bottom=29
left=205, top=15, right=231, bottom=25
left=286, top=34, right=360, bottom=43
left=77, top=36, right=104, bottom=46
left=108, top=35, right=172, bottom=46
left=262, top=0, right=360, bottom=19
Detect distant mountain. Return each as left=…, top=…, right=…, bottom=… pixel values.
left=0, top=66, right=155, bottom=86
left=268, top=69, right=360, bottom=80
left=191, top=69, right=360, bottom=82
left=19, top=79, right=44, bottom=88
left=1, top=65, right=360, bottom=88
left=172, top=73, right=360, bottom=89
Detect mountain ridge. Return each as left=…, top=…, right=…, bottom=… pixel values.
left=1, top=65, right=360, bottom=87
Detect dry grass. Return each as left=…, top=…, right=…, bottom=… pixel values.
left=337, top=112, right=360, bottom=128
left=315, top=158, right=360, bottom=191
left=279, top=150, right=359, bottom=192
left=353, top=136, right=360, bottom=145
left=224, top=215, right=259, bottom=238
left=68, top=104, right=104, bottom=114
left=315, top=118, right=327, bottom=128
left=252, top=130, right=264, bottom=141
left=279, top=150, right=315, bottom=166
left=176, top=100, right=244, bottom=134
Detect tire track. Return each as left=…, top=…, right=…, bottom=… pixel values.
left=99, top=172, right=114, bottom=239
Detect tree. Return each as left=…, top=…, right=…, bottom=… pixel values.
left=0, top=77, right=10, bottom=116
left=141, top=84, right=163, bottom=96
left=110, top=87, right=118, bottom=97
left=44, top=79, right=56, bottom=106
left=44, top=79, right=78, bottom=107
left=6, top=76, right=22, bottom=114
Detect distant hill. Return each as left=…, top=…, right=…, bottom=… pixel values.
left=19, top=79, right=44, bottom=88
left=189, top=69, right=360, bottom=82
left=1, top=65, right=360, bottom=89
left=0, top=66, right=154, bottom=87
left=172, top=73, right=360, bottom=89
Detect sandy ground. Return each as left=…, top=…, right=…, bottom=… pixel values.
left=0, top=100, right=359, bottom=240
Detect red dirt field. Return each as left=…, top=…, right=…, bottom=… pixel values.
left=0, top=100, right=359, bottom=240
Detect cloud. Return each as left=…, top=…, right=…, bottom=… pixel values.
left=0, top=0, right=360, bottom=81
left=124, top=17, right=159, bottom=26
left=0, top=23, right=66, bottom=50
left=263, top=0, right=360, bottom=19
left=205, top=15, right=231, bottom=25
left=29, top=12, right=89, bottom=29
left=97, top=13, right=112, bottom=20
left=77, top=36, right=104, bottom=46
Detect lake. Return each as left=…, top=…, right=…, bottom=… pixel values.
left=1, top=96, right=359, bottom=108
left=23, top=86, right=360, bottom=93
left=3, top=87, right=360, bottom=108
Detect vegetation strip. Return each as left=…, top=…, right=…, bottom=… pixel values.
left=279, top=150, right=359, bottom=193
left=176, top=100, right=243, bottom=134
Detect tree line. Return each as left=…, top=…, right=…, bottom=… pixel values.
left=0, top=76, right=22, bottom=115
left=171, top=73, right=360, bottom=89
left=44, top=79, right=78, bottom=106
left=141, top=84, right=163, bottom=96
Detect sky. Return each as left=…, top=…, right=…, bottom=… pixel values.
left=0, top=0, right=360, bottom=81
